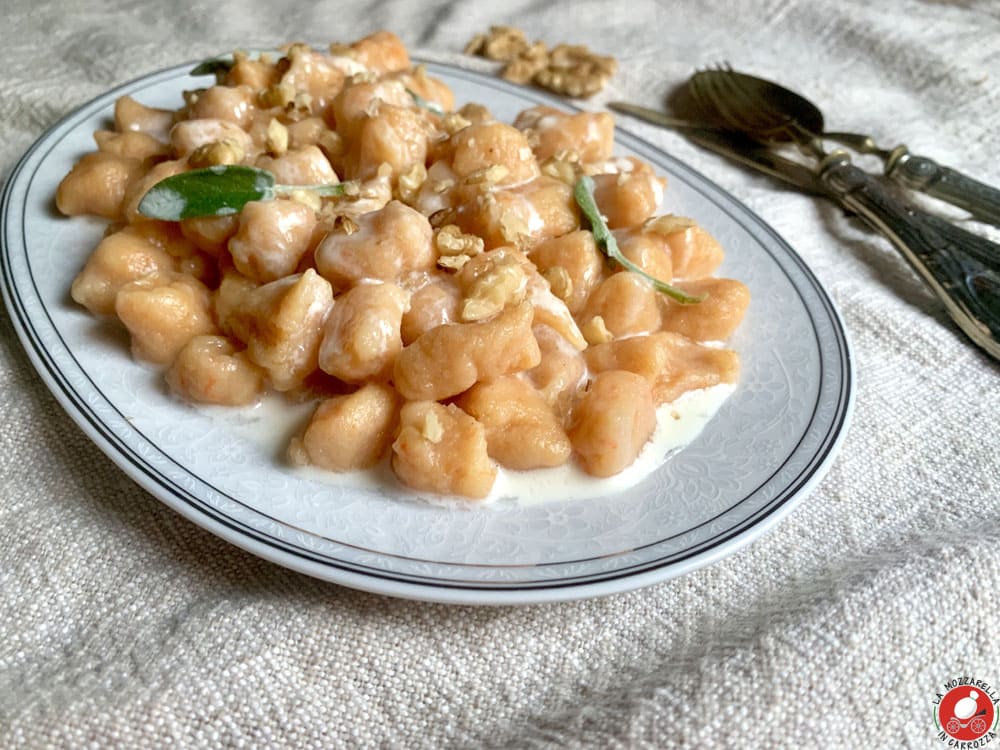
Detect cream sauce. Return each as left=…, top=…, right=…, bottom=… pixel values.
left=213, top=382, right=734, bottom=508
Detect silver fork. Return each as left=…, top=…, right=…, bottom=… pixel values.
left=689, top=64, right=1000, bottom=361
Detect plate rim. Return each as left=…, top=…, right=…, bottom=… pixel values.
left=0, top=58, right=855, bottom=605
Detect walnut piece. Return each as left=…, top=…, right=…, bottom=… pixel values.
left=421, top=410, right=444, bottom=443
left=460, top=253, right=528, bottom=322
left=542, top=265, right=573, bottom=302
left=188, top=138, right=245, bottom=168
left=265, top=118, right=289, bottom=156
left=539, top=152, right=581, bottom=185
left=534, top=43, right=617, bottom=99
left=466, top=29, right=617, bottom=99
left=467, top=25, right=530, bottom=62
left=643, top=214, right=697, bottom=235
left=436, top=224, right=485, bottom=257
left=259, top=82, right=296, bottom=109
left=441, top=111, right=472, bottom=136
left=581, top=315, right=614, bottom=345
left=397, top=162, right=428, bottom=205
left=435, top=224, right=484, bottom=272
left=462, top=164, right=510, bottom=186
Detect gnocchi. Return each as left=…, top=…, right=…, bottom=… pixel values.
left=57, top=33, right=749, bottom=499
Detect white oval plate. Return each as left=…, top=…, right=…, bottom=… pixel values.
left=1, top=60, right=854, bottom=604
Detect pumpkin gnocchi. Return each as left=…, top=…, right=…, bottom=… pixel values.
left=57, top=32, right=748, bottom=499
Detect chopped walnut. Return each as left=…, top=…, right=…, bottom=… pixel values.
left=396, top=162, right=427, bottom=205
left=502, top=58, right=542, bottom=86
left=521, top=128, right=542, bottom=150
left=441, top=112, right=472, bottom=136
left=537, top=43, right=617, bottom=98
left=436, top=224, right=484, bottom=257
left=259, top=82, right=296, bottom=109
left=318, top=209, right=360, bottom=236
left=522, top=41, right=549, bottom=64
left=265, top=118, right=289, bottom=156
left=350, top=70, right=379, bottom=85
left=292, top=91, right=314, bottom=112
left=188, top=138, right=245, bottom=168
left=422, top=410, right=444, bottom=443
left=581, top=315, right=614, bottom=345
left=467, top=26, right=530, bottom=62
left=283, top=41, right=312, bottom=59
left=333, top=215, right=360, bottom=235
left=319, top=171, right=392, bottom=220
left=535, top=66, right=604, bottom=99
left=460, top=253, right=528, bottom=322
left=457, top=103, right=493, bottom=125
left=437, top=254, right=471, bottom=271
left=549, top=44, right=615, bottom=74
left=363, top=94, right=383, bottom=119
left=463, top=34, right=487, bottom=56
left=430, top=177, right=455, bottom=194
left=288, top=189, right=321, bottom=212
left=463, top=164, right=510, bottom=186
left=498, top=208, right=530, bottom=247
left=540, top=154, right=580, bottom=185
left=643, top=214, right=697, bottom=235
left=501, top=41, right=549, bottom=84
left=542, top=266, right=573, bottom=302
left=435, top=224, right=482, bottom=272
left=466, top=29, right=617, bottom=98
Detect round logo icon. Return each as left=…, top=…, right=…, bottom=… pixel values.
left=937, top=685, right=996, bottom=742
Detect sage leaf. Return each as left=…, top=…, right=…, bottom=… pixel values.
left=573, top=175, right=706, bottom=305
left=138, top=166, right=277, bottom=221
left=273, top=182, right=354, bottom=199
left=406, top=87, right=446, bottom=116
left=189, top=58, right=233, bottom=77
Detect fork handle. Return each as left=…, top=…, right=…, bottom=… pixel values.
left=885, top=147, right=1000, bottom=227
left=818, top=155, right=1000, bottom=360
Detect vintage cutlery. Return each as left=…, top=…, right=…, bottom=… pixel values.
left=686, top=67, right=1000, bottom=227
left=684, top=66, right=1000, bottom=359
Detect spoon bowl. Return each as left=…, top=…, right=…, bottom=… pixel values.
left=685, top=68, right=888, bottom=155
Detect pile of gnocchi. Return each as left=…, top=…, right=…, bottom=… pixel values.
left=57, top=32, right=749, bottom=499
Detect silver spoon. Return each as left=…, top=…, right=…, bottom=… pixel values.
left=689, top=68, right=1000, bottom=227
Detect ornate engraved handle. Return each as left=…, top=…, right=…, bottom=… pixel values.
left=886, top=148, right=1000, bottom=228
left=819, top=155, right=1000, bottom=360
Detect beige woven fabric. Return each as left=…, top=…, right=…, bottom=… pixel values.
left=2, top=0, right=999, bottom=746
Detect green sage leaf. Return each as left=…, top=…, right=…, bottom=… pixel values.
left=189, top=58, right=233, bottom=77
left=406, top=87, right=446, bottom=117
left=273, top=182, right=354, bottom=199
left=573, top=175, right=706, bottom=305
left=138, top=166, right=277, bottom=221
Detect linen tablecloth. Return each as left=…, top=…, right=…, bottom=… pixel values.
left=2, top=0, right=999, bottom=746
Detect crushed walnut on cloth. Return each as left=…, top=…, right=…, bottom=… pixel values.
left=464, top=26, right=616, bottom=98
